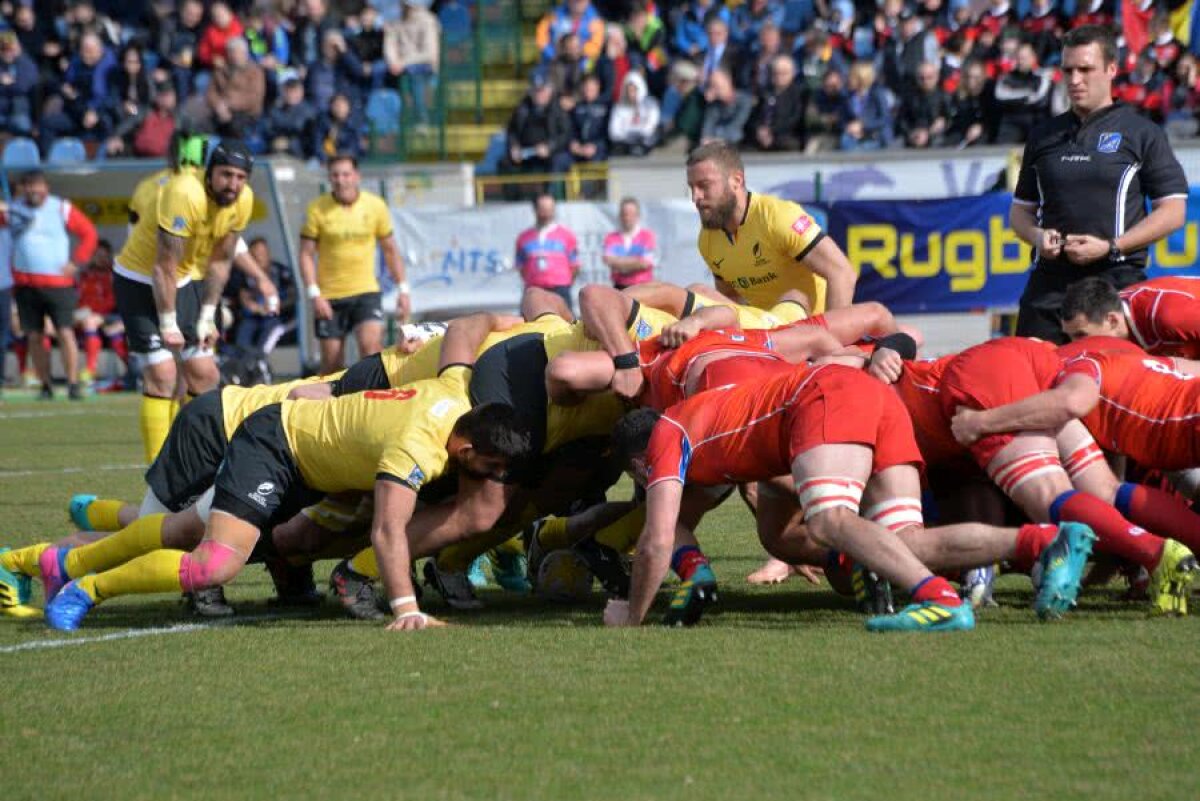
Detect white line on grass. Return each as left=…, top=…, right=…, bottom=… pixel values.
left=0, top=462, right=144, bottom=479
left=0, top=409, right=130, bottom=421
left=0, top=612, right=300, bottom=654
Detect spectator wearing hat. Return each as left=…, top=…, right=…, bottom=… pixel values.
left=384, top=0, right=441, bottom=125
left=700, top=68, right=752, bottom=145
left=264, top=77, right=318, bottom=158
left=501, top=72, right=573, bottom=178
left=0, top=28, right=38, bottom=137
left=748, top=54, right=807, bottom=151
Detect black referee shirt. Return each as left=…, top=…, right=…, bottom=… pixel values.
left=1013, top=102, right=1188, bottom=275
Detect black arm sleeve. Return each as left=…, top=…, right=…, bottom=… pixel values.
left=332, top=353, right=391, bottom=396
left=873, top=332, right=918, bottom=360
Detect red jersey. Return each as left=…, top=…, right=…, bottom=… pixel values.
left=637, top=328, right=786, bottom=411
left=893, top=354, right=963, bottom=466
left=1057, top=348, right=1200, bottom=470
left=77, top=268, right=116, bottom=315
left=941, top=337, right=1063, bottom=411
left=1120, top=277, right=1200, bottom=359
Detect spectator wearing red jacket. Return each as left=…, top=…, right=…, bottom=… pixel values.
left=76, top=240, right=128, bottom=384
left=1114, top=51, right=1171, bottom=124
left=1070, top=0, right=1114, bottom=30
left=196, top=2, right=244, bottom=70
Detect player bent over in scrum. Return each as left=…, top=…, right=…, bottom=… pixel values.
left=601, top=364, right=1096, bottom=631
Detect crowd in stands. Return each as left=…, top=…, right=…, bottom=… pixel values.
left=501, top=0, right=1200, bottom=170
left=0, top=0, right=443, bottom=162
left=1, top=0, right=1196, bottom=168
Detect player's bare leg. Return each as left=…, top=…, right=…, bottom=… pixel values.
left=355, top=319, right=385, bottom=359
left=792, top=444, right=972, bottom=631
left=319, top=336, right=345, bottom=375
left=751, top=478, right=826, bottom=584
left=181, top=351, right=220, bottom=396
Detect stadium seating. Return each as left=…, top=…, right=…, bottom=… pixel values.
left=1, top=137, right=41, bottom=168
left=46, top=138, right=88, bottom=165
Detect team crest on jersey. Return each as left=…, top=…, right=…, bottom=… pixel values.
left=635, top=318, right=652, bottom=340
left=172, top=215, right=187, bottom=231
left=1097, top=133, right=1122, bottom=153
left=406, top=465, right=426, bottom=488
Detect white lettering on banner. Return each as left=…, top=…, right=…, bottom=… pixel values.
left=393, top=200, right=714, bottom=316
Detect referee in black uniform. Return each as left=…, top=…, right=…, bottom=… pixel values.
left=1010, top=25, right=1188, bottom=342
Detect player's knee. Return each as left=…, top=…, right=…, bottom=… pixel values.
left=179, top=540, right=244, bottom=591
left=142, top=357, right=177, bottom=395
left=183, top=358, right=219, bottom=394
left=803, top=506, right=854, bottom=548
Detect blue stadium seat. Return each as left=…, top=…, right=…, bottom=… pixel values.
left=47, top=137, right=88, bottom=164
left=439, top=0, right=472, bottom=45
left=1, top=136, right=41, bottom=168
left=366, top=89, right=403, bottom=135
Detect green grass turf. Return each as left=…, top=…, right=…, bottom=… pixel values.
left=2, top=394, right=1199, bottom=801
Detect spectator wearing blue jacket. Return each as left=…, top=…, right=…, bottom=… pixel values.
left=0, top=30, right=39, bottom=136
left=569, top=73, right=610, bottom=162
left=839, top=60, right=896, bottom=150
left=306, top=30, right=367, bottom=117
left=730, top=0, right=784, bottom=52
left=672, top=0, right=730, bottom=60
left=312, top=92, right=367, bottom=162
left=40, top=31, right=116, bottom=146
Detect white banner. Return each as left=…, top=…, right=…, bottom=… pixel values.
left=396, top=200, right=715, bottom=318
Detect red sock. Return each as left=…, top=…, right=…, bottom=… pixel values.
left=111, top=334, right=129, bottom=364
left=1011, top=524, right=1059, bottom=573
left=911, top=575, right=962, bottom=607
left=671, top=546, right=709, bottom=581
left=1117, top=483, right=1200, bottom=552
left=1051, top=490, right=1164, bottom=572
left=83, top=332, right=101, bottom=373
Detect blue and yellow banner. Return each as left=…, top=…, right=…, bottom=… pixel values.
left=829, top=191, right=1200, bottom=314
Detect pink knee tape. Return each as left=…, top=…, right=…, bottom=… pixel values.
left=1063, top=440, right=1105, bottom=481
left=795, top=477, right=865, bottom=521
left=863, top=498, right=924, bottom=531
left=179, top=541, right=241, bottom=591
left=988, top=450, right=1063, bottom=496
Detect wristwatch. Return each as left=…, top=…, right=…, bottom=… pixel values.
left=1108, top=239, right=1124, bottom=262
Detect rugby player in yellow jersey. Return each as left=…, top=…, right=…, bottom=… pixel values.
left=43, top=322, right=534, bottom=632
left=688, top=141, right=857, bottom=315
left=115, top=137, right=255, bottom=462
left=300, top=154, right=408, bottom=374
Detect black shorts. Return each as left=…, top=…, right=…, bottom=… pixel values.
left=144, top=389, right=228, bottom=512
left=315, top=292, right=384, bottom=340
left=469, top=331, right=549, bottom=462
left=1017, top=264, right=1147, bottom=343
left=14, top=285, right=77, bottom=330
left=211, top=404, right=325, bottom=531
left=113, top=273, right=202, bottom=354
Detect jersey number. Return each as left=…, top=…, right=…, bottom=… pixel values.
left=364, top=388, right=417, bottom=401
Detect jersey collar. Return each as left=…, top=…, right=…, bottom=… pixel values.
left=724, top=192, right=753, bottom=244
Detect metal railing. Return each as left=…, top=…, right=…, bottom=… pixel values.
left=473, top=162, right=612, bottom=203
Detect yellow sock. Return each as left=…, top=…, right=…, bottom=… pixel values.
left=595, top=506, right=647, bottom=553
left=65, top=514, right=165, bottom=578
left=0, top=543, right=50, bottom=577
left=349, top=548, right=379, bottom=579
left=534, top=516, right=571, bottom=550
left=140, top=395, right=174, bottom=463
left=85, top=499, right=126, bottom=532
left=78, top=549, right=185, bottom=602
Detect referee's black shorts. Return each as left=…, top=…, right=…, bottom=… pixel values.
left=211, top=404, right=325, bottom=531
left=1016, top=265, right=1147, bottom=343
left=144, top=388, right=228, bottom=512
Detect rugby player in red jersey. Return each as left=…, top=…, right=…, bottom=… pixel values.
left=1062, top=276, right=1200, bottom=359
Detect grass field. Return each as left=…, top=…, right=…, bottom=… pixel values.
left=2, top=393, right=1199, bottom=801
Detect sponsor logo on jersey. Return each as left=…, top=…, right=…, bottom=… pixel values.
left=792, top=215, right=812, bottom=235
left=1097, top=132, right=1122, bottom=153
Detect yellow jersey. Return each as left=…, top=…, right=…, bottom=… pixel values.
left=300, top=191, right=394, bottom=300
left=688, top=293, right=809, bottom=328
left=127, top=168, right=172, bottom=227
left=379, top=315, right=572, bottom=388
left=116, top=169, right=254, bottom=285
left=219, top=373, right=343, bottom=441
left=697, top=192, right=827, bottom=313
left=281, top=366, right=471, bottom=493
